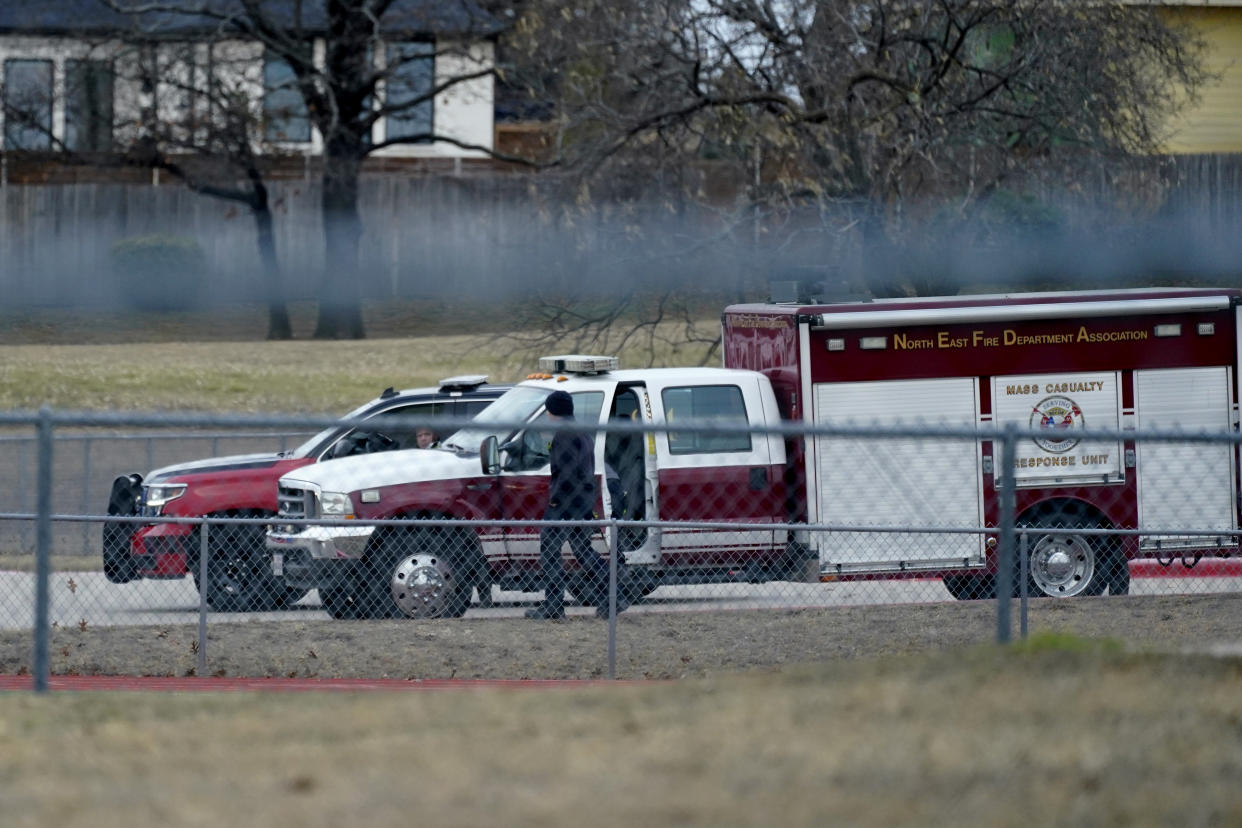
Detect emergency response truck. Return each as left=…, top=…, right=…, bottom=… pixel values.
left=725, top=285, right=1242, bottom=600
left=266, top=287, right=1242, bottom=618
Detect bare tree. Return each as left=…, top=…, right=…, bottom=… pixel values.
left=507, top=0, right=1210, bottom=301
left=101, top=0, right=522, bottom=339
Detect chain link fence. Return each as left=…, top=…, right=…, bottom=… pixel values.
left=0, top=429, right=309, bottom=556
left=2, top=408, right=1241, bottom=690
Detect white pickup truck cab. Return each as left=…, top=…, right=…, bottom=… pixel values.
left=266, top=355, right=802, bottom=619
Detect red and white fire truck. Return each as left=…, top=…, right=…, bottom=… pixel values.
left=725, top=285, right=1242, bottom=599
left=267, top=287, right=1242, bottom=617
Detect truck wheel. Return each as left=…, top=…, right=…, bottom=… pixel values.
left=194, top=516, right=308, bottom=612
left=373, top=528, right=477, bottom=619
left=102, top=523, right=138, bottom=584
left=1020, top=508, right=1109, bottom=598
left=942, top=573, right=996, bottom=600
left=1024, top=532, right=1101, bottom=597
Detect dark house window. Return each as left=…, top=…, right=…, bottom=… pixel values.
left=65, top=59, right=114, bottom=152
left=4, top=59, right=53, bottom=150
left=385, top=41, right=434, bottom=142
left=263, top=52, right=310, bottom=142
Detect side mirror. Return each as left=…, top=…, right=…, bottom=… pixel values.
left=480, top=435, right=500, bottom=475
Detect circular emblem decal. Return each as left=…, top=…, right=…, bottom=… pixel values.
left=1030, top=395, right=1083, bottom=453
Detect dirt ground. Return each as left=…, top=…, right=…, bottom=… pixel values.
left=4, top=593, right=1242, bottom=680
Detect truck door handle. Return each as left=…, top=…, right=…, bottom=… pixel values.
left=749, top=468, right=767, bottom=491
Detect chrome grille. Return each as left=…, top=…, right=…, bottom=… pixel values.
left=276, top=484, right=315, bottom=531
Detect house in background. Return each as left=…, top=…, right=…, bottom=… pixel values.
left=0, top=0, right=496, bottom=172
left=1162, top=1, right=1242, bottom=153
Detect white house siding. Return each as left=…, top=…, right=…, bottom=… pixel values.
left=0, top=33, right=493, bottom=157
left=373, top=39, right=494, bottom=158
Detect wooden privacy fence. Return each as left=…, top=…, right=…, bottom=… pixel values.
left=0, top=172, right=758, bottom=308
left=0, top=153, right=1239, bottom=309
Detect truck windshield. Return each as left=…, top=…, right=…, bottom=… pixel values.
left=441, top=387, right=553, bottom=453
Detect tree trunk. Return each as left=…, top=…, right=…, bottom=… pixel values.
left=251, top=180, right=293, bottom=340
left=313, top=145, right=366, bottom=340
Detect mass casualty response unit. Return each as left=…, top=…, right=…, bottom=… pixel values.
left=266, top=287, right=1242, bottom=617
left=724, top=286, right=1242, bottom=599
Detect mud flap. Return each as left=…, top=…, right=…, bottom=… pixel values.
left=103, top=474, right=142, bottom=584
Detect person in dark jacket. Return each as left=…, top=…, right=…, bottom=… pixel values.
left=526, top=390, right=627, bottom=619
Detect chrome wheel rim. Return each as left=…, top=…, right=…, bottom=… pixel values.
left=1029, top=533, right=1095, bottom=597
left=389, top=553, right=456, bottom=618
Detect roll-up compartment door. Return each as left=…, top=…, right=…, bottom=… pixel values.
left=812, top=377, right=982, bottom=572
left=1135, top=366, right=1236, bottom=548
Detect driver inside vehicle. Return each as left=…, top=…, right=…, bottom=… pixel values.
left=416, top=427, right=440, bottom=449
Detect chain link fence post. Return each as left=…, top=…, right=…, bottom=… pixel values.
left=33, top=406, right=54, bottom=693
left=1019, top=531, right=1029, bottom=639
left=19, top=436, right=32, bottom=550
left=607, top=517, right=618, bottom=680
left=198, top=522, right=209, bottom=676
left=996, top=423, right=1018, bottom=645
left=81, top=436, right=92, bottom=555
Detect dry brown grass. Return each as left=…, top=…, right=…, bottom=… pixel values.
left=0, top=323, right=719, bottom=413
left=2, top=644, right=1241, bottom=828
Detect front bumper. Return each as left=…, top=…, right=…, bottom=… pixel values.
left=130, top=523, right=195, bottom=579
left=266, top=525, right=375, bottom=590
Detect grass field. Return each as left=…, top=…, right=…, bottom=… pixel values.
left=0, top=302, right=721, bottom=412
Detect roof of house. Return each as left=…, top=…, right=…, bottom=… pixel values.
left=0, top=1, right=501, bottom=37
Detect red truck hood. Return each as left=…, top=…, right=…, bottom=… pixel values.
left=145, top=452, right=291, bottom=484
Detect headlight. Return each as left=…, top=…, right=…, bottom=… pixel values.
left=141, top=483, right=187, bottom=515
left=318, top=491, right=355, bottom=517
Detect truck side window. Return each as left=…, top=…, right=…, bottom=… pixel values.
left=326, top=402, right=448, bottom=458
left=504, top=391, right=606, bottom=471
left=661, top=385, right=751, bottom=454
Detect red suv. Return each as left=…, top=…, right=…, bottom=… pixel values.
left=102, top=375, right=508, bottom=611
